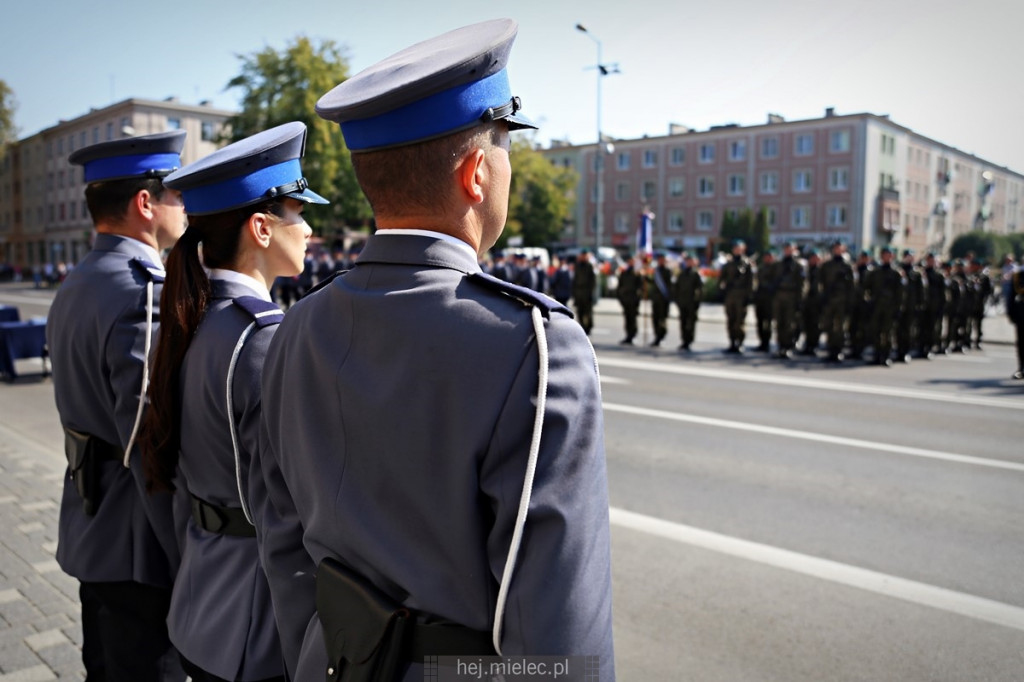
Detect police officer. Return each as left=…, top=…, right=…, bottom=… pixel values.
left=550, top=255, right=573, bottom=305
left=48, top=131, right=188, bottom=681
left=720, top=239, right=754, bottom=353
left=772, top=242, right=805, bottom=359
left=673, top=252, right=703, bottom=351
left=799, top=249, right=823, bottom=355
left=896, top=249, right=925, bottom=363
left=647, top=251, right=673, bottom=347
left=616, top=253, right=642, bottom=345
left=921, top=252, right=947, bottom=357
left=819, top=240, right=855, bottom=363
left=753, top=249, right=777, bottom=353
left=864, top=246, right=905, bottom=366
left=255, top=19, right=615, bottom=682
left=138, top=122, right=327, bottom=682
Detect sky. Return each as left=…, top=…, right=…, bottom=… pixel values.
left=3, top=0, right=1023, bottom=172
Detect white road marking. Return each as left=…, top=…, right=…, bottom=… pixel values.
left=597, top=356, right=1024, bottom=411
left=599, top=375, right=630, bottom=385
left=0, top=293, right=53, bottom=309
left=603, top=402, right=1024, bottom=472
left=610, top=506, right=1024, bottom=632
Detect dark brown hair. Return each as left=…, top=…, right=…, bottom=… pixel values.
left=84, top=177, right=167, bottom=225
left=140, top=200, right=284, bottom=492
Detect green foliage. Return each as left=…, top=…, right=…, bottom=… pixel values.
left=0, top=80, right=16, bottom=154
left=950, top=230, right=1024, bottom=263
left=225, top=36, right=371, bottom=233
left=501, top=136, right=577, bottom=249
left=718, top=207, right=769, bottom=255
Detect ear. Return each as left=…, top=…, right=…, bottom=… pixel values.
left=247, top=212, right=273, bottom=249
left=458, top=147, right=488, bottom=205
left=134, top=189, right=155, bottom=221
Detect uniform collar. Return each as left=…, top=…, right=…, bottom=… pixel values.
left=360, top=230, right=482, bottom=273
left=208, top=268, right=272, bottom=301
left=93, top=233, right=165, bottom=271
left=373, top=229, right=481, bottom=272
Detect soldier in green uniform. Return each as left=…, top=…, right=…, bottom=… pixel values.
left=720, top=240, right=755, bottom=353
left=673, top=252, right=703, bottom=351
left=573, top=249, right=597, bottom=335
left=799, top=249, right=823, bottom=355
left=921, top=252, right=947, bottom=357
left=819, top=241, right=855, bottom=363
left=616, top=254, right=643, bottom=345
left=753, top=250, right=776, bottom=352
left=647, top=252, right=673, bottom=347
left=966, top=261, right=994, bottom=349
left=849, top=250, right=874, bottom=360
left=772, top=242, right=806, bottom=359
left=896, top=249, right=925, bottom=363
left=864, top=246, right=905, bottom=366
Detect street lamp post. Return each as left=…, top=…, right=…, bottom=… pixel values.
left=576, top=23, right=618, bottom=255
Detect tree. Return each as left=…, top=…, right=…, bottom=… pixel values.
left=502, top=137, right=577, bottom=249
left=719, top=207, right=769, bottom=256
left=0, top=80, right=16, bottom=155
left=225, top=36, right=371, bottom=233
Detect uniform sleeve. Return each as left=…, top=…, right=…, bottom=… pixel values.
left=251, top=390, right=317, bottom=680
left=480, top=311, right=615, bottom=674
left=106, top=282, right=183, bottom=572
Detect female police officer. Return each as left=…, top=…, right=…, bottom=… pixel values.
left=138, top=122, right=327, bottom=682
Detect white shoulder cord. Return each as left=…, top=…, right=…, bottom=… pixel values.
left=492, top=305, right=549, bottom=655
left=122, top=279, right=154, bottom=468
left=226, top=321, right=258, bottom=525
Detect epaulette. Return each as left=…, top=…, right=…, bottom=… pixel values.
left=130, top=257, right=166, bottom=284
left=306, top=270, right=347, bottom=297
left=232, top=296, right=285, bottom=328
left=468, top=272, right=573, bottom=318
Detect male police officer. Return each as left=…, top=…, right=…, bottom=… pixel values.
left=254, top=19, right=615, bottom=682
left=48, top=131, right=188, bottom=681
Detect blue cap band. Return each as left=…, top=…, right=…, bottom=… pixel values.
left=341, top=69, right=511, bottom=151
left=179, top=159, right=303, bottom=215
left=83, top=152, right=182, bottom=183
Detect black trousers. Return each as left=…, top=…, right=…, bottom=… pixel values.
left=80, top=581, right=184, bottom=682
left=179, top=655, right=286, bottom=682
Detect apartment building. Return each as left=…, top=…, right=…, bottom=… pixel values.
left=543, top=109, right=1023, bottom=257
left=0, top=97, right=234, bottom=270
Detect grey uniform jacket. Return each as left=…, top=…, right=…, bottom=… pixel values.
left=254, top=233, right=616, bottom=681
left=170, top=279, right=284, bottom=680
left=46, top=233, right=184, bottom=587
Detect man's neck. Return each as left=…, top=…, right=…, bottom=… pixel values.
left=375, top=216, right=483, bottom=256
left=96, top=224, right=159, bottom=251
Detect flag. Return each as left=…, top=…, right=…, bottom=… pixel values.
left=637, top=210, right=654, bottom=256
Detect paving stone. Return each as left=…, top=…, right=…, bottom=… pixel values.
left=28, top=562, right=59, bottom=576
left=15, top=524, right=44, bottom=535
left=0, top=590, right=21, bottom=605
left=23, top=630, right=67, bottom=653
left=18, top=503, right=55, bottom=513
left=0, top=665, right=57, bottom=681
left=0, top=641, right=44, bottom=674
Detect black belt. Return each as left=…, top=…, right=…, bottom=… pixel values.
left=190, top=495, right=256, bottom=537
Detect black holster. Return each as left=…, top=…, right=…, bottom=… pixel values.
left=63, top=428, right=121, bottom=516
left=316, top=558, right=493, bottom=682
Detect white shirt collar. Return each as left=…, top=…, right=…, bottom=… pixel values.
left=207, top=268, right=272, bottom=301
left=374, top=229, right=482, bottom=273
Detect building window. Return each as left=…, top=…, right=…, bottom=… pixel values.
left=57, top=138, right=64, bottom=155
left=614, top=212, right=629, bottom=233
left=201, top=121, right=216, bottom=142
left=642, top=149, right=658, bottom=168
left=829, top=167, right=849, bottom=191
left=761, top=136, right=779, bottom=159
left=830, top=129, right=850, bottom=153
left=698, top=176, right=715, bottom=197
left=760, top=171, right=779, bottom=195
left=121, top=117, right=131, bottom=135
left=699, top=143, right=715, bottom=163
left=766, top=207, right=777, bottom=228
left=792, top=206, right=811, bottom=228
left=729, top=139, right=747, bottom=161
left=92, top=127, right=99, bottom=144
left=58, top=171, right=64, bottom=189
left=642, top=180, right=657, bottom=201
left=615, top=182, right=630, bottom=201
left=697, top=210, right=714, bottom=231
left=794, top=133, right=814, bottom=156
left=80, top=132, right=86, bottom=148
left=669, top=177, right=685, bottom=197
left=880, top=134, right=895, bottom=155
left=793, top=169, right=812, bottom=193
left=617, top=152, right=630, bottom=170
left=727, top=174, right=746, bottom=196
left=668, top=212, right=684, bottom=232
left=670, top=147, right=685, bottom=165
left=106, top=122, right=114, bottom=141
left=827, top=205, right=847, bottom=227
left=167, top=117, right=181, bottom=130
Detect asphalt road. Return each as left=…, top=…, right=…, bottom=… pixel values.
left=2, top=283, right=1022, bottom=681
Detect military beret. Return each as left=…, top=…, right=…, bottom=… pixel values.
left=880, top=246, right=893, bottom=255
left=163, top=122, right=328, bottom=216
left=316, top=18, right=536, bottom=152
left=69, top=130, right=186, bottom=183
left=732, top=239, right=746, bottom=247
left=902, top=249, right=915, bottom=257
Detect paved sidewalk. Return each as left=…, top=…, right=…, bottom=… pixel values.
left=0, top=383, right=83, bottom=681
